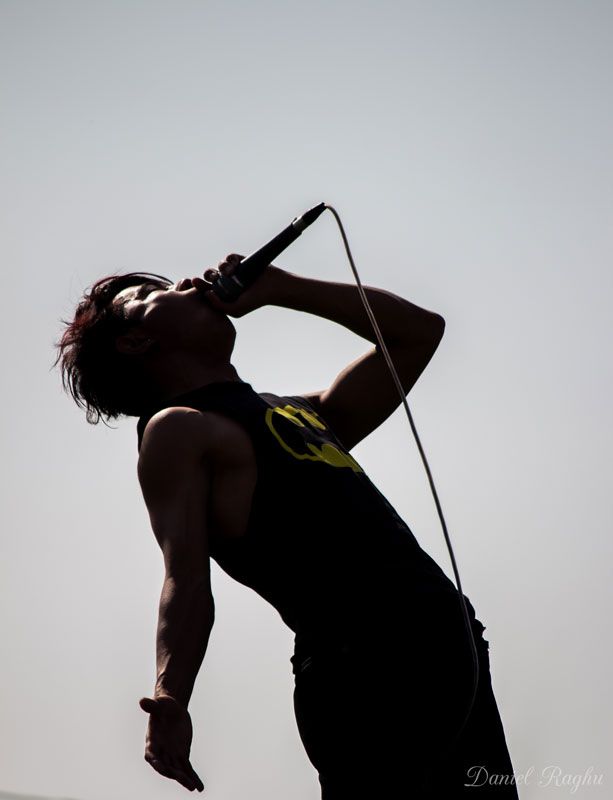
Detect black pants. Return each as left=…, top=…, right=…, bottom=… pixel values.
left=291, top=596, right=520, bottom=799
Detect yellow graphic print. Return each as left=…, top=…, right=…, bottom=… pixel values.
left=265, top=404, right=364, bottom=473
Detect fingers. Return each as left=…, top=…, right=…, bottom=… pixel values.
left=188, top=766, right=205, bottom=792
left=171, top=754, right=205, bottom=793
left=223, top=253, right=243, bottom=265
left=146, top=753, right=203, bottom=792
left=204, top=253, right=244, bottom=282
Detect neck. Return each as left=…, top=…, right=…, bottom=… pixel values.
left=149, top=353, right=244, bottom=405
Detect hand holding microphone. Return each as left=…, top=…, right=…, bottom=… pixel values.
left=200, top=253, right=287, bottom=318
left=199, top=202, right=327, bottom=316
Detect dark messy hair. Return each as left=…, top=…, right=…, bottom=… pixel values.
left=53, top=272, right=172, bottom=425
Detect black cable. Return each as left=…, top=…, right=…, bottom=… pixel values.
left=324, top=203, right=480, bottom=760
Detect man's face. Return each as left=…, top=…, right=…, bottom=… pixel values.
left=113, top=277, right=236, bottom=357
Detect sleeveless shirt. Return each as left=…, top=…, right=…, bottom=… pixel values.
left=136, top=379, right=460, bottom=664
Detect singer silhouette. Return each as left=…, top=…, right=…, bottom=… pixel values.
left=55, top=255, right=520, bottom=798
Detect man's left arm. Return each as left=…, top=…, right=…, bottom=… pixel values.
left=271, top=270, right=445, bottom=451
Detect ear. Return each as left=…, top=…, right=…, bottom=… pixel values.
left=115, top=329, right=156, bottom=355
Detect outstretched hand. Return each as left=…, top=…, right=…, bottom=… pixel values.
left=139, top=695, right=204, bottom=792
left=200, top=253, right=286, bottom=318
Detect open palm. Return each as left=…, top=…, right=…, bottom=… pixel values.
left=140, top=695, right=204, bottom=792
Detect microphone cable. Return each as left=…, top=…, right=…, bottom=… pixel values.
left=323, top=203, right=480, bottom=763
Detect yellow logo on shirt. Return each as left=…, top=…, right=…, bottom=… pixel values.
left=265, top=404, right=363, bottom=473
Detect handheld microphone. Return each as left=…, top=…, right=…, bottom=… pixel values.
left=211, top=202, right=327, bottom=302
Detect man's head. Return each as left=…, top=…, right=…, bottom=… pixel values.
left=55, top=272, right=237, bottom=424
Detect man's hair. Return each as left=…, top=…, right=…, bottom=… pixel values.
left=54, top=272, right=172, bottom=425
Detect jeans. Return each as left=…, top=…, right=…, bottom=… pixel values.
left=291, top=596, right=520, bottom=799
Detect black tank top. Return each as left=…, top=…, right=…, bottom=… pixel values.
left=136, top=379, right=459, bottom=661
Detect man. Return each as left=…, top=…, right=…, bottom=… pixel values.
left=56, top=254, right=519, bottom=798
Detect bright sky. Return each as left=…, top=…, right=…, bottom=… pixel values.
left=1, top=1, right=611, bottom=798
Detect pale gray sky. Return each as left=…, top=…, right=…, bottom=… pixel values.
left=1, top=1, right=611, bottom=798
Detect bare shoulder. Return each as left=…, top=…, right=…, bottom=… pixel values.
left=137, top=407, right=212, bottom=496
left=141, top=405, right=212, bottom=441
left=139, top=405, right=254, bottom=478
left=139, top=406, right=215, bottom=463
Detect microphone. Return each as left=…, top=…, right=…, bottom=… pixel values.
left=211, top=202, right=327, bottom=302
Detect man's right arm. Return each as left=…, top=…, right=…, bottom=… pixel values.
left=138, top=406, right=216, bottom=709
